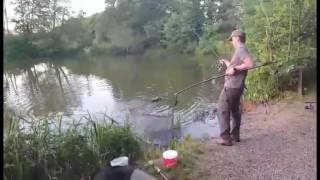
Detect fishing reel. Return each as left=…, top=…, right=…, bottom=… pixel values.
left=214, top=60, right=224, bottom=72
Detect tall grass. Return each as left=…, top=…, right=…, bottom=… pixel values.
left=4, top=114, right=141, bottom=180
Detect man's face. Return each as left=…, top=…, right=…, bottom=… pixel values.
left=231, top=36, right=238, bottom=46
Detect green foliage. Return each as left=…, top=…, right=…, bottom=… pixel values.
left=94, top=0, right=173, bottom=51
left=57, top=17, right=94, bottom=49
left=55, top=132, right=98, bottom=179
left=94, top=8, right=143, bottom=48
left=88, top=121, right=141, bottom=164
left=198, top=0, right=238, bottom=56
left=4, top=35, right=38, bottom=60
left=5, top=15, right=95, bottom=59
left=4, top=115, right=141, bottom=180
left=162, top=13, right=193, bottom=50
left=89, top=43, right=126, bottom=55
left=142, top=144, right=162, bottom=161
left=161, top=0, right=206, bottom=51
left=11, top=0, right=70, bottom=33
left=32, top=35, right=69, bottom=57
left=245, top=66, right=279, bottom=102
left=198, top=23, right=233, bottom=57
left=240, top=0, right=316, bottom=102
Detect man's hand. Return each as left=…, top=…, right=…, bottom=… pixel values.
left=225, top=67, right=236, bottom=75
left=219, top=59, right=230, bottom=67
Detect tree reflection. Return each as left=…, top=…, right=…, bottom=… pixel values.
left=4, top=73, right=18, bottom=95
left=4, top=62, right=83, bottom=117
left=61, top=55, right=209, bottom=104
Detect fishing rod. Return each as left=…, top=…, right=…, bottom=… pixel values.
left=150, top=46, right=224, bottom=104
left=173, top=61, right=277, bottom=106
left=144, top=160, right=169, bottom=180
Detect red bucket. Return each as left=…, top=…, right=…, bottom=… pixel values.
left=162, top=150, right=178, bottom=167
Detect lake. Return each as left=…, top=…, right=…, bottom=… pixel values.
left=4, top=53, right=224, bottom=145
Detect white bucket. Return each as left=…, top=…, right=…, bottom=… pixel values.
left=110, top=156, right=129, bottom=167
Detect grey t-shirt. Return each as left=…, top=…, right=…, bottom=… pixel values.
left=224, top=44, right=251, bottom=89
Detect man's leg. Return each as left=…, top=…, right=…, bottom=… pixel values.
left=229, top=88, right=243, bottom=142
left=217, top=88, right=232, bottom=145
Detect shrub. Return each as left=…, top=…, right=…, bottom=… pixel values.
left=245, top=66, right=279, bottom=102
left=4, top=35, right=38, bottom=60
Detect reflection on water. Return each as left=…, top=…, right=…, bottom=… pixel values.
left=4, top=55, right=224, bottom=145
left=4, top=63, right=81, bottom=117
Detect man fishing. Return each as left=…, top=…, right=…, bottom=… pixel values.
left=216, top=30, right=254, bottom=146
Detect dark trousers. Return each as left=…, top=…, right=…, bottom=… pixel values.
left=217, top=87, right=243, bottom=140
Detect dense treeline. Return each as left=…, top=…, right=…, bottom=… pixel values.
left=4, top=0, right=316, bottom=102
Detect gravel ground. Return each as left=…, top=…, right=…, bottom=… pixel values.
left=194, top=100, right=316, bottom=180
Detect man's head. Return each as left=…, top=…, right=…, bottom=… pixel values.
left=228, top=30, right=246, bottom=45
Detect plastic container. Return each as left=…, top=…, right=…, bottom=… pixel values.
left=162, top=150, right=178, bottom=167
left=110, top=156, right=129, bottom=167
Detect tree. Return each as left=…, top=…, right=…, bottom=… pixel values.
left=11, top=0, right=70, bottom=33
left=50, top=0, right=71, bottom=30
left=198, top=0, right=238, bottom=56
left=161, top=0, right=206, bottom=51
left=95, top=0, right=174, bottom=52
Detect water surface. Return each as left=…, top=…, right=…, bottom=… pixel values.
left=4, top=54, right=224, bottom=144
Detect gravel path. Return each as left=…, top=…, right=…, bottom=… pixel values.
left=194, top=101, right=316, bottom=180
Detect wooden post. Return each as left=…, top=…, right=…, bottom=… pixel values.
left=297, top=66, right=303, bottom=95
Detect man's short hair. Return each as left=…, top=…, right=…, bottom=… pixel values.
left=239, top=35, right=246, bottom=43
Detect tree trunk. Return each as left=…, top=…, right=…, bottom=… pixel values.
left=287, top=0, right=293, bottom=62
left=52, top=0, right=57, bottom=30
left=192, top=29, right=200, bottom=44
left=259, top=1, right=273, bottom=61
left=298, top=66, right=303, bottom=95
left=4, top=0, right=10, bottom=34
left=296, top=0, right=302, bottom=57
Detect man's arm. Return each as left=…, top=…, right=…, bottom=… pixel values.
left=233, top=56, right=254, bottom=71
left=225, top=56, right=254, bottom=75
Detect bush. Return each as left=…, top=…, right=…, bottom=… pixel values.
left=88, top=122, right=141, bottom=164
left=4, top=35, right=38, bottom=60
left=90, top=43, right=125, bottom=56
left=245, top=66, right=279, bottom=102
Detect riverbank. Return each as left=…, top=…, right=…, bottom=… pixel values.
left=4, top=89, right=316, bottom=180
left=190, top=92, right=316, bottom=180
left=3, top=113, right=205, bottom=180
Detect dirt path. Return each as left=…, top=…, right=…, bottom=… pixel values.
left=194, top=99, right=316, bottom=180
